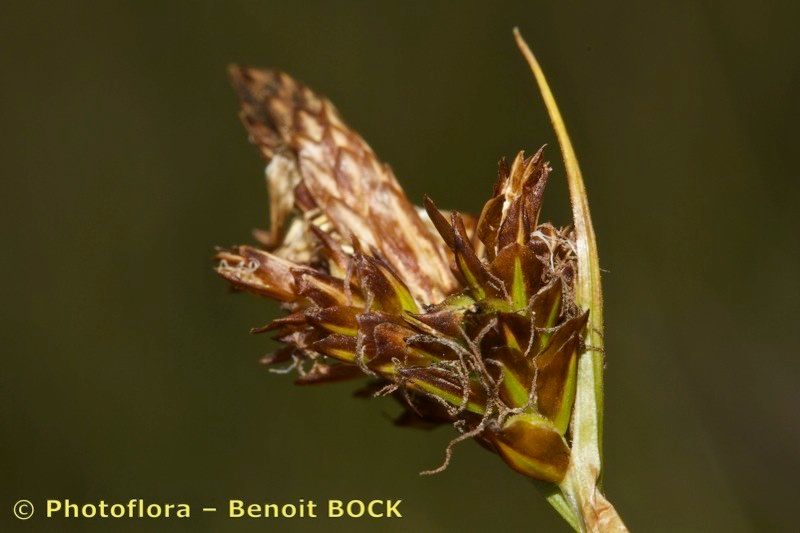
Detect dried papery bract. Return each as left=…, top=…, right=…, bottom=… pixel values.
left=216, top=31, right=627, bottom=532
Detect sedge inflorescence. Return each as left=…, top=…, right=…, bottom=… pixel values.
left=216, top=67, right=589, bottom=483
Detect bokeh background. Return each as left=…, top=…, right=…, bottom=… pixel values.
left=2, top=2, right=798, bottom=531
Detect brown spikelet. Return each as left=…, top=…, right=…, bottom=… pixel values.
left=228, top=66, right=456, bottom=304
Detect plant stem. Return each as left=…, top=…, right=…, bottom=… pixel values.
left=532, top=480, right=580, bottom=532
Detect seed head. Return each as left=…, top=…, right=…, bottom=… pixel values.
left=216, top=66, right=590, bottom=485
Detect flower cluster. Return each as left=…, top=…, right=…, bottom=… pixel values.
left=217, top=67, right=589, bottom=484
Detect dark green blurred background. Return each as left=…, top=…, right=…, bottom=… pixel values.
left=2, top=2, right=798, bottom=531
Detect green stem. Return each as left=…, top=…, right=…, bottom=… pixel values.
left=532, top=480, right=581, bottom=531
